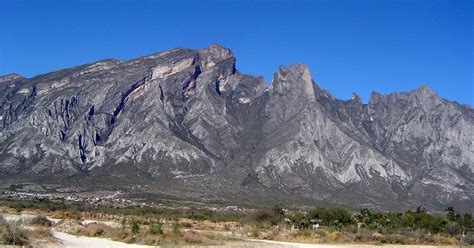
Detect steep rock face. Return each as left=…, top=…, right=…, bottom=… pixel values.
left=364, top=88, right=474, bottom=204
left=255, top=65, right=411, bottom=208
left=0, top=45, right=472, bottom=211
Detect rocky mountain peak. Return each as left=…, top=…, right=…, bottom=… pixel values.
left=351, top=92, right=363, bottom=104
left=368, top=91, right=382, bottom=105
left=415, top=84, right=434, bottom=94
left=270, top=63, right=315, bottom=99
left=198, top=44, right=234, bottom=69
left=0, top=73, right=24, bottom=83
left=412, top=84, right=439, bottom=101
left=392, top=84, right=442, bottom=111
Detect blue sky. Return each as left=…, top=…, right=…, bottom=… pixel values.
left=1, top=0, right=472, bottom=105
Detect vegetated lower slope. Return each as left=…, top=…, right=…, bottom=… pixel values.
left=0, top=45, right=472, bottom=211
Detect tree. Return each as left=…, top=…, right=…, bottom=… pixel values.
left=445, top=207, right=456, bottom=222
left=416, top=205, right=427, bottom=214
left=462, top=213, right=472, bottom=228
left=308, top=207, right=353, bottom=227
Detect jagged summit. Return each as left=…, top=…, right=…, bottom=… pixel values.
left=413, top=84, right=437, bottom=97
left=0, top=45, right=472, bottom=212
left=0, top=73, right=24, bottom=83
left=0, top=72, right=22, bottom=78
left=350, top=92, right=362, bottom=103
left=198, top=44, right=234, bottom=68
left=270, top=64, right=315, bottom=98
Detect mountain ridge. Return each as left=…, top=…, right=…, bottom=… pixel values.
left=3, top=49, right=470, bottom=108
left=0, top=44, right=472, bottom=212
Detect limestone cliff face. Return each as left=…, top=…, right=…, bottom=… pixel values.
left=0, top=45, right=472, bottom=211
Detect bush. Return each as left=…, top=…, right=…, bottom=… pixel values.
left=79, top=223, right=105, bottom=237
left=109, top=228, right=132, bottom=242
left=28, top=215, right=52, bottom=227
left=308, top=207, right=354, bottom=228
left=130, top=219, right=140, bottom=234
left=172, top=221, right=181, bottom=234
left=326, top=231, right=345, bottom=242
left=433, top=235, right=458, bottom=245
left=85, top=223, right=106, bottom=237
left=183, top=230, right=204, bottom=244
left=464, top=233, right=474, bottom=245
left=253, top=210, right=272, bottom=223
left=382, top=234, right=407, bottom=244
left=27, top=227, right=54, bottom=241
left=447, top=222, right=461, bottom=236
left=148, top=220, right=163, bottom=235
left=181, top=222, right=192, bottom=228
left=247, top=225, right=257, bottom=237
left=354, top=228, right=375, bottom=242
left=252, top=209, right=282, bottom=226
left=0, top=222, right=28, bottom=245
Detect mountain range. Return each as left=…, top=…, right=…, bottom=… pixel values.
left=1, top=45, right=472, bottom=211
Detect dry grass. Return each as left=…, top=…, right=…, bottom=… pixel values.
left=26, top=227, right=55, bottom=242
left=62, top=219, right=240, bottom=246
left=76, top=223, right=106, bottom=237
left=250, top=227, right=463, bottom=246
left=48, top=210, right=81, bottom=220
left=273, top=229, right=322, bottom=243
left=0, top=206, right=18, bottom=215
left=182, top=230, right=206, bottom=244
left=0, top=221, right=29, bottom=246
left=433, top=235, right=458, bottom=245
left=27, top=215, right=52, bottom=227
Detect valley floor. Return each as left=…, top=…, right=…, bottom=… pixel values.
left=0, top=199, right=471, bottom=247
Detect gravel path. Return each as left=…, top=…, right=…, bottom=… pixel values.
left=53, top=231, right=153, bottom=248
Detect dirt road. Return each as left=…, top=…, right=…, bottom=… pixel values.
left=52, top=233, right=463, bottom=248
left=53, top=231, right=153, bottom=248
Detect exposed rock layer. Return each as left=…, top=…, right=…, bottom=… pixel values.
left=0, top=45, right=472, bottom=211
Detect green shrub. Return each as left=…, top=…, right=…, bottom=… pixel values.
left=148, top=220, right=163, bottom=235
left=130, top=219, right=140, bottom=234
left=172, top=221, right=180, bottom=234
left=252, top=209, right=282, bottom=226
left=307, top=207, right=353, bottom=228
